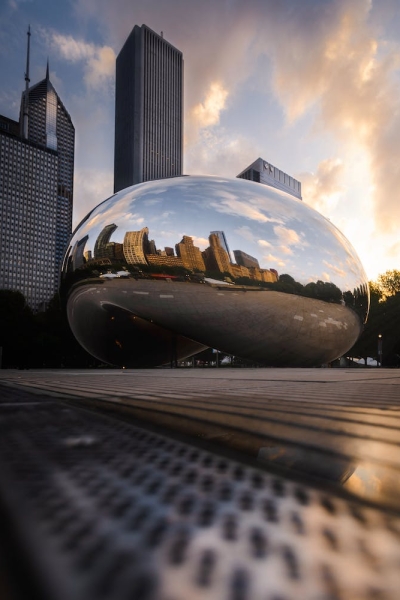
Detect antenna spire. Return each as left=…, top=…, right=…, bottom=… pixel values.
left=22, top=25, right=31, bottom=139
left=46, top=57, right=49, bottom=80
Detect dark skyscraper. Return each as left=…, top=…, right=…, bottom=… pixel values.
left=21, top=65, right=75, bottom=272
left=0, top=30, right=74, bottom=309
left=114, top=24, right=183, bottom=192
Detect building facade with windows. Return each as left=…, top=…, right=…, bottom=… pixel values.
left=0, top=53, right=74, bottom=310
left=237, top=158, right=302, bottom=200
left=233, top=249, right=260, bottom=269
left=114, top=24, right=183, bottom=192
left=123, top=228, right=150, bottom=264
left=21, top=67, right=75, bottom=273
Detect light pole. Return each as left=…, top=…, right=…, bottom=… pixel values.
left=378, top=334, right=383, bottom=367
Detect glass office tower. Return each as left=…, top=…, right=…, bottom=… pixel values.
left=114, top=24, right=183, bottom=192
left=0, top=61, right=74, bottom=310
left=21, top=66, right=75, bottom=275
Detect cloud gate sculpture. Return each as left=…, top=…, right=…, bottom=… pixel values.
left=61, top=176, right=369, bottom=368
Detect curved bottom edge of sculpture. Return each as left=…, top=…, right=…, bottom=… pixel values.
left=66, top=278, right=363, bottom=368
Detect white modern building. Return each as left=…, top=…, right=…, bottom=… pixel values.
left=237, top=158, right=302, bottom=200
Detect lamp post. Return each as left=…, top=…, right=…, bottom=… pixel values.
left=378, top=334, right=383, bottom=367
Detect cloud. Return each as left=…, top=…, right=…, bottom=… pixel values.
left=55, top=0, right=400, bottom=248
left=210, top=197, right=274, bottom=223
left=323, top=260, right=347, bottom=278
left=74, top=0, right=263, bottom=173
left=264, top=0, right=400, bottom=233
left=191, top=82, right=228, bottom=130
left=273, top=225, right=301, bottom=246
left=235, top=226, right=256, bottom=243
left=263, top=253, right=286, bottom=268
left=185, top=129, right=257, bottom=177
left=257, top=239, right=272, bottom=248
left=85, top=46, right=115, bottom=88
left=50, top=33, right=115, bottom=90
left=189, top=235, right=209, bottom=250
left=300, top=158, right=345, bottom=213
left=73, top=167, right=113, bottom=227
left=278, top=245, right=293, bottom=256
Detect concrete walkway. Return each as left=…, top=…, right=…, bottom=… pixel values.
left=1, top=367, right=400, bottom=509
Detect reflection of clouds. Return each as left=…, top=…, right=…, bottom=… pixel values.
left=190, top=235, right=209, bottom=250
left=67, top=175, right=368, bottom=299
left=323, top=260, right=346, bottom=278
left=273, top=225, right=302, bottom=246
left=235, top=226, right=256, bottom=242
left=345, top=255, right=367, bottom=283
left=133, top=183, right=169, bottom=198
left=210, top=198, right=275, bottom=223
left=263, top=253, right=286, bottom=268
left=143, top=199, right=162, bottom=206
left=278, top=246, right=293, bottom=256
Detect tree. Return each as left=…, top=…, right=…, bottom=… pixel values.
left=377, top=270, right=400, bottom=298
left=0, top=290, right=36, bottom=368
left=349, top=278, right=400, bottom=366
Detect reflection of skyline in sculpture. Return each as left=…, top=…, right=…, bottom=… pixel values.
left=71, top=235, right=88, bottom=270
left=69, top=221, right=367, bottom=305
left=175, top=236, right=206, bottom=271
left=123, top=228, right=150, bottom=264
left=203, top=233, right=232, bottom=275
left=210, top=230, right=231, bottom=258
left=94, top=223, right=117, bottom=259
left=83, top=225, right=278, bottom=284
left=61, top=176, right=369, bottom=369
left=234, top=250, right=260, bottom=269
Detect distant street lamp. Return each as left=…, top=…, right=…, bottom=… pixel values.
left=378, top=334, right=383, bottom=367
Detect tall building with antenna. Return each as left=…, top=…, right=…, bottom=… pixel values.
left=0, top=28, right=74, bottom=310
left=114, top=24, right=183, bottom=192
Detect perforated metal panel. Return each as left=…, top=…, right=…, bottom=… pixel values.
left=0, top=385, right=400, bottom=600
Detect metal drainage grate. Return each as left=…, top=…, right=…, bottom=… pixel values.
left=0, top=390, right=399, bottom=600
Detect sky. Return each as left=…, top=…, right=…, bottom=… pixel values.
left=0, top=0, right=399, bottom=282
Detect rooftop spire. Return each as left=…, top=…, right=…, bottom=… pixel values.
left=22, top=25, right=31, bottom=139
left=46, top=58, right=49, bottom=80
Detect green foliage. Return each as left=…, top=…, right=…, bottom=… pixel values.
left=0, top=290, right=99, bottom=368
left=377, top=270, right=400, bottom=298
left=349, top=279, right=400, bottom=366
left=0, top=290, right=35, bottom=368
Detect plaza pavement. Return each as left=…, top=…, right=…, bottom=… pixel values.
left=1, top=366, right=400, bottom=509
left=1, top=367, right=400, bottom=599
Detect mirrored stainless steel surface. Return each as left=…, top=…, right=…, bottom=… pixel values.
left=61, top=176, right=369, bottom=367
